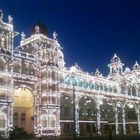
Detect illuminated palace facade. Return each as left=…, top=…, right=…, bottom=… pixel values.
left=0, top=11, right=140, bottom=138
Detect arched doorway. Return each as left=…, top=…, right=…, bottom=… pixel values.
left=13, top=87, right=34, bottom=134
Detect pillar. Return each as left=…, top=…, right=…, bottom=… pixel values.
left=97, top=102, right=101, bottom=135
left=122, top=109, right=126, bottom=135
left=115, top=108, right=119, bottom=135
left=75, top=94, right=80, bottom=136
left=137, top=111, right=140, bottom=134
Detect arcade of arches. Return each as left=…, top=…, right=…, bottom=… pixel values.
left=60, top=93, right=140, bottom=136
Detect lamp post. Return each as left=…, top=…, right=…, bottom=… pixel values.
left=72, top=82, right=76, bottom=139
left=64, top=66, right=79, bottom=139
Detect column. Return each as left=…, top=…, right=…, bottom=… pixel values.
left=115, top=108, right=119, bottom=135
left=75, top=94, right=80, bottom=136
left=122, top=109, right=126, bottom=135
left=97, top=102, right=101, bottom=135
left=137, top=111, right=140, bottom=134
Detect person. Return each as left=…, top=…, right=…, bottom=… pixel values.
left=35, top=25, right=40, bottom=34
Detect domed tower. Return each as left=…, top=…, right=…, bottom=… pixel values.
left=108, top=54, right=124, bottom=75
left=18, top=24, right=65, bottom=136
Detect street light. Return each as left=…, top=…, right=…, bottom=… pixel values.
left=64, top=66, right=79, bottom=139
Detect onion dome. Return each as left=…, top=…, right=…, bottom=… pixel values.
left=111, top=53, right=121, bottom=63
left=133, top=61, right=140, bottom=70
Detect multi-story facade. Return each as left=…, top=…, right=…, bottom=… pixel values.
left=0, top=10, right=140, bottom=137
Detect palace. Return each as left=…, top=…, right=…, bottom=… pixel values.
left=0, top=10, right=140, bottom=138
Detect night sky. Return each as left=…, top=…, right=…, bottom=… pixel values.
left=1, top=0, right=140, bottom=75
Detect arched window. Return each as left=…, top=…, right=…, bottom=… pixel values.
left=51, top=117, right=55, bottom=127
left=52, top=71, right=56, bottom=81
left=95, top=82, right=99, bottom=90
left=0, top=92, right=6, bottom=100
left=109, top=85, right=112, bottom=92
left=52, top=97, right=56, bottom=104
left=22, top=63, right=28, bottom=74
left=100, top=83, right=103, bottom=91
left=132, top=85, right=137, bottom=96
left=41, top=97, right=47, bottom=105
left=104, top=84, right=108, bottom=92
left=52, top=84, right=56, bottom=92
left=0, top=115, right=5, bottom=128
left=13, top=63, right=20, bottom=73
left=138, top=88, right=140, bottom=97
left=127, top=86, right=131, bottom=96
left=42, top=117, right=47, bottom=127
left=113, top=86, right=117, bottom=93
left=89, top=82, right=94, bottom=90
left=121, top=83, right=125, bottom=94
left=29, top=64, right=35, bottom=75
left=46, top=50, right=51, bottom=60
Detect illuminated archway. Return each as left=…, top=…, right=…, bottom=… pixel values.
left=13, top=87, right=34, bottom=134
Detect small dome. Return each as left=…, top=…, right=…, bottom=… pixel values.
left=124, top=67, right=130, bottom=73
left=133, top=61, right=140, bottom=70
left=111, top=53, right=121, bottom=63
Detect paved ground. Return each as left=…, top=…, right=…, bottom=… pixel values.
left=3, top=134, right=140, bottom=140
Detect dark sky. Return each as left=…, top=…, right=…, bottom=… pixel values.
left=1, top=0, right=140, bottom=75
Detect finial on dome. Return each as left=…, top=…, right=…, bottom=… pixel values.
left=133, top=61, right=140, bottom=70
left=135, top=61, right=138, bottom=65
left=111, top=53, right=121, bottom=63
left=114, top=53, right=117, bottom=57
left=95, top=68, right=100, bottom=76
